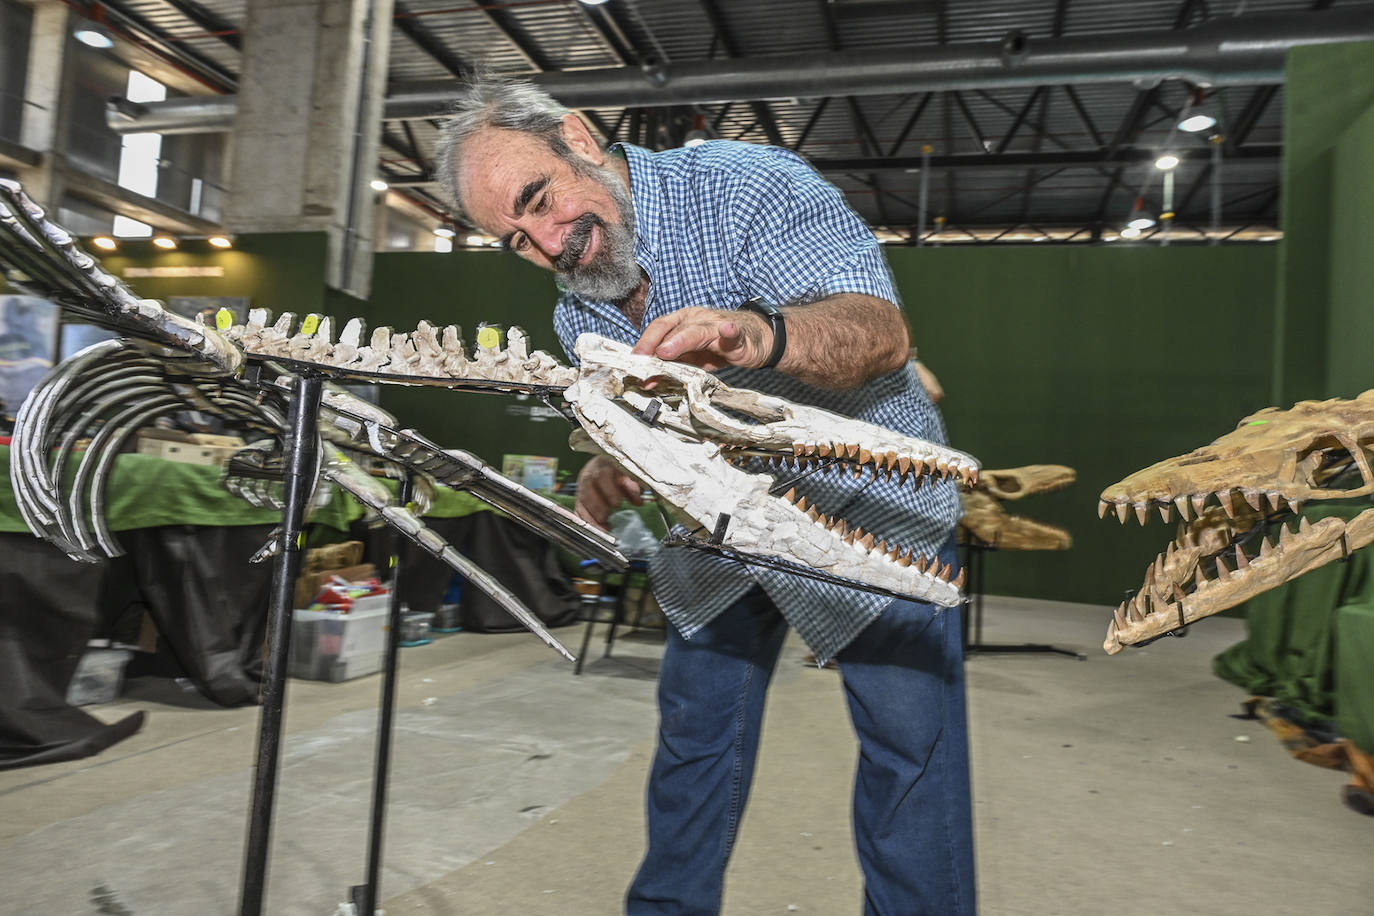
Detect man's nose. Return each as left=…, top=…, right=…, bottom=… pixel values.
left=524, top=220, right=564, bottom=259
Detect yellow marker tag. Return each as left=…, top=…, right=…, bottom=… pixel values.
left=476, top=326, right=501, bottom=349
left=300, top=314, right=320, bottom=336
left=215, top=308, right=233, bottom=330
left=405, top=501, right=417, bottom=513
left=389, top=555, right=397, bottom=568
left=296, top=533, right=304, bottom=548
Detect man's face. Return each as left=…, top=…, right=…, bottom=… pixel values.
left=458, top=123, right=640, bottom=302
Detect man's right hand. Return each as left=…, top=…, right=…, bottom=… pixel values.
left=574, top=455, right=644, bottom=530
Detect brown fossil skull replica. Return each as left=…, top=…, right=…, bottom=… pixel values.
left=960, top=464, right=1076, bottom=551
left=1099, top=390, right=1374, bottom=654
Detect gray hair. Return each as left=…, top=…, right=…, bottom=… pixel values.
left=433, top=75, right=574, bottom=218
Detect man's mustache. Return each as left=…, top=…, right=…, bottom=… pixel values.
left=554, top=213, right=602, bottom=271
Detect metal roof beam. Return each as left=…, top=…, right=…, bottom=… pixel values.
left=698, top=0, right=784, bottom=147
left=393, top=3, right=471, bottom=79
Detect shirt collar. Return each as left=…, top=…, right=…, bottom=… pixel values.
left=612, top=142, right=662, bottom=268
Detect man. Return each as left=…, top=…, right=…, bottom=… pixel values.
left=436, top=76, right=974, bottom=916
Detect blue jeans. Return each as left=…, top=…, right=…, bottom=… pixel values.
left=626, top=546, right=975, bottom=915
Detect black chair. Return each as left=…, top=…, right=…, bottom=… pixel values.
left=573, top=557, right=653, bottom=675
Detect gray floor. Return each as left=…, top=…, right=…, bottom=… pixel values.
left=1, top=597, right=1369, bottom=915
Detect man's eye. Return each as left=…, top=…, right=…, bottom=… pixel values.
left=533, top=194, right=549, bottom=214
left=512, top=233, right=529, bottom=251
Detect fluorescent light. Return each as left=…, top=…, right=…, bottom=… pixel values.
left=1127, top=216, right=1156, bottom=230
left=152, top=237, right=177, bottom=249
left=208, top=236, right=232, bottom=249
left=370, top=179, right=389, bottom=192
left=433, top=226, right=455, bottom=239
left=434, top=237, right=453, bottom=253
left=578, top=0, right=609, bottom=5
left=92, top=236, right=117, bottom=251
left=1120, top=226, right=1142, bottom=239
left=113, top=215, right=152, bottom=238
left=1154, top=154, right=1180, bottom=170
left=74, top=29, right=114, bottom=49
left=1178, top=114, right=1217, bottom=133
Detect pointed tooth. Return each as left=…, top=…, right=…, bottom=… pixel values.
left=1289, top=500, right=1303, bottom=514
left=1266, top=491, right=1283, bottom=512
left=897, top=548, right=912, bottom=567
left=1243, top=490, right=1263, bottom=511
left=783, top=487, right=797, bottom=503
left=883, top=452, right=898, bottom=470
left=1298, top=515, right=1311, bottom=532
left=1166, top=540, right=1177, bottom=558
left=1191, top=493, right=1207, bottom=515
left=876, top=539, right=889, bottom=555
left=1195, top=566, right=1208, bottom=589
left=1260, top=535, right=1274, bottom=558
left=1216, top=489, right=1235, bottom=518
left=805, top=444, right=818, bottom=456
left=1234, top=545, right=1248, bottom=569
left=937, top=561, right=953, bottom=581
left=1172, top=583, right=1187, bottom=601
left=807, top=507, right=821, bottom=522
left=1158, top=503, right=1172, bottom=523
left=924, top=457, right=939, bottom=475
left=1098, top=499, right=1109, bottom=519
left=341, top=318, right=364, bottom=347
left=915, top=555, right=929, bottom=573
left=1114, top=604, right=1130, bottom=632
left=793, top=443, right=805, bottom=457
left=857, top=448, right=870, bottom=466
left=835, top=520, right=849, bottom=538
left=1215, top=554, right=1231, bottom=579
left=1279, top=522, right=1293, bottom=544
left=899, top=456, right=912, bottom=476
left=860, top=532, right=875, bottom=550
left=817, top=443, right=831, bottom=457
left=796, top=496, right=808, bottom=511
left=1115, top=502, right=1130, bottom=524
left=1134, top=503, right=1149, bottom=525
left=845, top=444, right=859, bottom=459
left=1175, top=495, right=1191, bottom=520
left=953, top=568, right=966, bottom=589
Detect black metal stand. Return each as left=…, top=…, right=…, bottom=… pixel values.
left=960, top=538, right=1085, bottom=661
left=239, top=374, right=324, bottom=916
left=350, top=473, right=413, bottom=916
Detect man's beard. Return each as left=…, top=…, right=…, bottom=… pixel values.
left=554, top=161, right=640, bottom=303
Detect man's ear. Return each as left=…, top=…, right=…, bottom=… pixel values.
left=561, top=113, right=605, bottom=165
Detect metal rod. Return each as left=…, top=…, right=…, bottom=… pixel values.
left=916, top=144, right=931, bottom=247
left=352, top=473, right=414, bottom=916
left=1210, top=134, right=1223, bottom=245
left=239, top=373, right=324, bottom=916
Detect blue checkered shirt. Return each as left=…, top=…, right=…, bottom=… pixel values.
left=553, top=141, right=960, bottom=661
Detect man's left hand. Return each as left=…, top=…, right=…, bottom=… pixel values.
left=632, top=306, right=771, bottom=371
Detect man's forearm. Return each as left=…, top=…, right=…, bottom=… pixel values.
left=770, top=294, right=910, bottom=390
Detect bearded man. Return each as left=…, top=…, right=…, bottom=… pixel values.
left=435, top=76, right=974, bottom=916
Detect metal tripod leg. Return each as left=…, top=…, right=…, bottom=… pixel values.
left=239, top=374, right=323, bottom=916
left=350, top=474, right=414, bottom=916
left=961, top=540, right=1086, bottom=661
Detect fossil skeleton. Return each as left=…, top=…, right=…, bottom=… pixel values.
left=0, top=179, right=979, bottom=662
left=1098, top=391, right=1374, bottom=654
left=960, top=464, right=1076, bottom=551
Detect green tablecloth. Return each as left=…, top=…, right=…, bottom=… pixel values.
left=1212, top=501, right=1374, bottom=752
left=0, top=444, right=494, bottom=535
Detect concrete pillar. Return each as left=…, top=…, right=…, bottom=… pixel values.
left=16, top=1, right=70, bottom=208
left=225, top=0, right=393, bottom=297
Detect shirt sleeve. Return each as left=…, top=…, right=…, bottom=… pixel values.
left=722, top=147, right=901, bottom=310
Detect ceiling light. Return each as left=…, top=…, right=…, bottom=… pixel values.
left=465, top=234, right=485, bottom=246
left=74, top=28, right=114, bottom=49
left=1154, top=154, right=1180, bottom=170
left=433, top=226, right=455, bottom=239
left=578, top=0, right=610, bottom=5
left=1127, top=216, right=1156, bottom=231
left=1178, top=114, right=1217, bottom=133
left=1120, top=226, right=1142, bottom=239
left=208, top=236, right=232, bottom=249
left=91, top=236, right=117, bottom=250
left=152, top=236, right=177, bottom=249
left=370, top=179, right=389, bottom=192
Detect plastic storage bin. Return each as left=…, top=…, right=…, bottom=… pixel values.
left=290, top=594, right=389, bottom=682
left=66, top=647, right=134, bottom=706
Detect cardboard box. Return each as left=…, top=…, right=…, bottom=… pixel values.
left=294, top=562, right=376, bottom=610
left=302, top=541, right=365, bottom=576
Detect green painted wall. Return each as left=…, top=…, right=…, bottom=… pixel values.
left=1327, top=99, right=1374, bottom=397
left=887, top=245, right=1278, bottom=606
left=88, top=232, right=331, bottom=314
left=1275, top=41, right=1374, bottom=403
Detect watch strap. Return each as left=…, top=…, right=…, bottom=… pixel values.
left=741, top=297, right=786, bottom=369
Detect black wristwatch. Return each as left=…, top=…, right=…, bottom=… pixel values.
left=741, top=297, right=787, bottom=369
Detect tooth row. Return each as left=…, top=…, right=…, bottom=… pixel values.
left=777, top=488, right=965, bottom=587
left=219, top=310, right=577, bottom=388
left=771, top=442, right=976, bottom=487
left=1098, top=487, right=1300, bottom=525
left=1118, top=517, right=1314, bottom=626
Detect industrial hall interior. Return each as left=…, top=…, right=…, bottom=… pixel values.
left=2, top=0, right=1374, bottom=913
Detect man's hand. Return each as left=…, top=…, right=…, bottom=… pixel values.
left=632, top=306, right=772, bottom=371
left=574, top=455, right=644, bottom=530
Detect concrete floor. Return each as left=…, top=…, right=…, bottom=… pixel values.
left=1, top=596, right=1369, bottom=915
